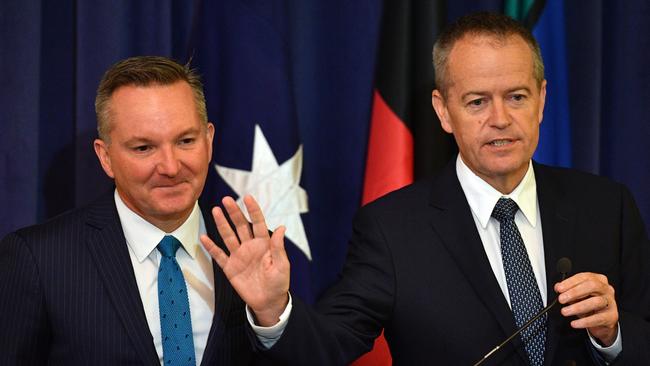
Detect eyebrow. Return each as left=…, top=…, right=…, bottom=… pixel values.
left=122, top=127, right=202, bottom=146
left=505, top=86, right=532, bottom=94
left=460, top=86, right=532, bottom=101
left=123, top=137, right=154, bottom=146
left=461, top=91, right=488, bottom=101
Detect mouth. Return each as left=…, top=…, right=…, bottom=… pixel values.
left=153, top=181, right=188, bottom=190
left=486, top=139, right=515, bottom=147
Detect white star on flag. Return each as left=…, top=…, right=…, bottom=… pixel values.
left=214, top=124, right=311, bottom=260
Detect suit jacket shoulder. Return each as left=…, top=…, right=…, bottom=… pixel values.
left=1, top=193, right=257, bottom=366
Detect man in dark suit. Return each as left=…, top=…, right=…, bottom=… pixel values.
left=200, top=13, right=650, bottom=365
left=0, top=56, right=254, bottom=365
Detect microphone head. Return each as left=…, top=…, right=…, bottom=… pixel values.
left=556, top=257, right=572, bottom=275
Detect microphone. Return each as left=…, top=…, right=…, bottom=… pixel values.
left=473, top=257, right=572, bottom=366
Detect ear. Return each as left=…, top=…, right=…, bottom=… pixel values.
left=206, top=122, right=215, bottom=160
left=93, top=139, right=115, bottom=178
left=537, top=79, right=547, bottom=125
left=432, top=89, right=453, bottom=134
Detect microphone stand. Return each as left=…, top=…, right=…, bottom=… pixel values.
left=473, top=260, right=571, bottom=366
left=473, top=297, right=558, bottom=366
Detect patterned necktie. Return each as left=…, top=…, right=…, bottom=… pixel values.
left=492, top=198, right=546, bottom=366
left=157, top=235, right=196, bottom=366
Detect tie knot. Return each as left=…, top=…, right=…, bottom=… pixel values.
left=492, top=197, right=519, bottom=222
left=157, top=235, right=181, bottom=258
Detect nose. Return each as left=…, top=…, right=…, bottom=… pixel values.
left=488, top=99, right=511, bottom=129
left=156, top=146, right=181, bottom=177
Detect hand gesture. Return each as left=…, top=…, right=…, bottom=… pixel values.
left=200, top=195, right=290, bottom=326
left=554, top=272, right=618, bottom=346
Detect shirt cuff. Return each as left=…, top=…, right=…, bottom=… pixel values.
left=246, top=293, right=293, bottom=349
left=588, top=323, right=622, bottom=364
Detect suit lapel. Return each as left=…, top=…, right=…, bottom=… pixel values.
left=534, top=163, right=577, bottom=366
left=84, top=193, right=160, bottom=365
left=427, top=163, right=528, bottom=363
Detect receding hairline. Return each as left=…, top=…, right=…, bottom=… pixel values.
left=435, top=32, right=544, bottom=96
left=106, top=79, right=208, bottom=114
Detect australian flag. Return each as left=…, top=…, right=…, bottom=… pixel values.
left=192, top=0, right=314, bottom=301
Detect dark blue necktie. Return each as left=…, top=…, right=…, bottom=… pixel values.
left=157, top=235, right=196, bottom=366
left=492, top=198, right=546, bottom=366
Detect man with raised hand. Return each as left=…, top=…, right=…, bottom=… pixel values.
left=202, top=13, right=650, bottom=366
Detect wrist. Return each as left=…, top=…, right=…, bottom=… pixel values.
left=252, top=293, right=290, bottom=326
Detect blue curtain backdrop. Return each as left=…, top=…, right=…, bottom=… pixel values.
left=1, top=0, right=649, bottom=300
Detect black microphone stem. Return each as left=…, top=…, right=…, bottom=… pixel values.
left=473, top=297, right=558, bottom=366
left=473, top=263, right=570, bottom=366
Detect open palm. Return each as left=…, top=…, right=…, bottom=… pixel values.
left=200, top=195, right=290, bottom=326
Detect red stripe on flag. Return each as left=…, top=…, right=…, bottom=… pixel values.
left=361, top=90, right=414, bottom=206
left=352, top=332, right=392, bottom=366
left=353, top=90, right=414, bottom=366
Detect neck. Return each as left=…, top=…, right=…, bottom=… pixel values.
left=485, top=173, right=525, bottom=195
left=459, top=156, right=529, bottom=195
left=151, top=215, right=190, bottom=233
left=116, top=190, right=194, bottom=233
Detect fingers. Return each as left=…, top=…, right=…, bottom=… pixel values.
left=244, top=195, right=270, bottom=239
left=213, top=194, right=274, bottom=252
left=200, top=233, right=229, bottom=269
left=569, top=307, right=615, bottom=329
left=555, top=272, right=608, bottom=295
left=555, top=272, right=614, bottom=310
left=560, top=294, right=610, bottom=318
left=554, top=272, right=618, bottom=344
left=222, top=196, right=253, bottom=242
left=212, top=206, right=241, bottom=255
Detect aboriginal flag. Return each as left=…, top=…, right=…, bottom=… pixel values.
left=354, top=1, right=455, bottom=364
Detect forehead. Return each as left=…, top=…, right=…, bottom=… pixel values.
left=446, top=34, right=536, bottom=95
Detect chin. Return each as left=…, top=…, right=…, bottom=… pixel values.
left=487, top=161, right=528, bottom=177
left=151, top=206, right=194, bottom=223
left=153, top=194, right=195, bottom=211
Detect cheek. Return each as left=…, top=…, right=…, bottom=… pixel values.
left=189, top=145, right=212, bottom=170
left=528, top=127, right=540, bottom=151
left=113, top=158, right=154, bottom=184
left=457, top=125, right=482, bottom=149
left=523, top=114, right=540, bottom=139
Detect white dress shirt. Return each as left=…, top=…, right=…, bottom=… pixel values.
left=456, top=155, right=547, bottom=306
left=114, top=190, right=215, bottom=365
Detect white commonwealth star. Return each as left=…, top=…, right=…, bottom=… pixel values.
left=214, top=124, right=311, bottom=260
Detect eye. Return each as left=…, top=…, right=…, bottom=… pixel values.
left=179, top=137, right=196, bottom=145
left=469, top=98, right=484, bottom=106
left=466, top=98, right=487, bottom=110
left=133, top=145, right=151, bottom=153
left=510, top=94, right=527, bottom=103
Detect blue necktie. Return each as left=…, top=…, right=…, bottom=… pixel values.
left=157, top=235, right=196, bottom=366
left=492, top=198, right=546, bottom=366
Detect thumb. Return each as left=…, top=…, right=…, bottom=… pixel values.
left=270, top=225, right=287, bottom=260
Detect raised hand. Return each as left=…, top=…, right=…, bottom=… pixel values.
left=554, top=272, right=618, bottom=346
left=200, top=195, right=290, bottom=326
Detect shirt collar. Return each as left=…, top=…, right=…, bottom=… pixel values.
left=456, top=155, right=538, bottom=229
left=114, top=190, right=202, bottom=262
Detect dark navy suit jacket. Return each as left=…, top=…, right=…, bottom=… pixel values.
left=263, top=162, right=650, bottom=365
left=0, top=193, right=255, bottom=365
